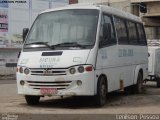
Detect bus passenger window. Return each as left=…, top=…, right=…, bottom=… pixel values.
left=137, top=24, right=147, bottom=45
left=114, top=17, right=128, bottom=44
left=100, top=14, right=116, bottom=47
left=127, top=21, right=138, bottom=45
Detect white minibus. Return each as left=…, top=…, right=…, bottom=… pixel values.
left=17, top=4, right=148, bottom=106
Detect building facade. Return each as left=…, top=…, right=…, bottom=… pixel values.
left=131, top=0, right=160, bottom=40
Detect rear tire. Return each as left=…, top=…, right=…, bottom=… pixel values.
left=95, top=76, right=107, bottom=106
left=25, top=95, right=40, bottom=105
left=132, top=72, right=143, bottom=94
left=156, top=78, right=160, bottom=88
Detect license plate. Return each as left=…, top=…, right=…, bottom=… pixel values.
left=40, top=88, right=57, bottom=95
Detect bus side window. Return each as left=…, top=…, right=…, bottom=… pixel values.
left=127, top=21, right=138, bottom=45
left=114, top=17, right=128, bottom=45
left=137, top=23, right=147, bottom=45
left=99, top=14, right=116, bottom=47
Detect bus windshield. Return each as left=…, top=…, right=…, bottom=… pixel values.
left=24, top=9, right=99, bottom=50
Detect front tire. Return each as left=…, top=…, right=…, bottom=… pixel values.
left=25, top=95, right=40, bottom=105
left=95, top=76, right=107, bottom=106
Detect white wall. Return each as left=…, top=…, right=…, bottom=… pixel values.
left=0, top=0, right=68, bottom=76
left=78, top=0, right=108, bottom=3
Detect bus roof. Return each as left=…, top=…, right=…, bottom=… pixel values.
left=40, top=4, right=141, bottom=23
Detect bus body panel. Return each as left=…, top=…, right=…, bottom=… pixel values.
left=17, top=71, right=95, bottom=96
left=17, top=50, right=96, bottom=96
left=96, top=44, right=148, bottom=92
left=18, top=50, right=90, bottom=68
left=16, top=5, right=148, bottom=99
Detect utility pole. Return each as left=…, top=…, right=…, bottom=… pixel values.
left=29, top=0, right=32, bottom=27
left=49, top=0, right=52, bottom=9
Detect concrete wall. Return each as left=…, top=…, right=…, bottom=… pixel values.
left=78, top=0, right=108, bottom=3
left=145, top=27, right=160, bottom=39
left=78, top=0, right=130, bottom=3
left=147, top=2, right=160, bottom=14
left=0, top=49, right=19, bottom=75
left=78, top=0, right=132, bottom=12
left=0, top=49, right=19, bottom=79
left=109, top=1, right=131, bottom=13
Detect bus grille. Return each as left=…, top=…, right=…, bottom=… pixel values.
left=30, top=68, right=67, bottom=76
left=27, top=81, right=72, bottom=90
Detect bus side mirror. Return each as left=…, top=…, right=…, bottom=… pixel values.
left=23, top=28, right=29, bottom=42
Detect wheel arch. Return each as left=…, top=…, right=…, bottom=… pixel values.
left=96, top=74, right=108, bottom=93
left=134, top=65, right=143, bottom=84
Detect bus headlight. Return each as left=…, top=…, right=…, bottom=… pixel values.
left=68, top=65, right=93, bottom=75
left=78, top=66, right=84, bottom=73
left=69, top=68, right=76, bottom=74
left=19, top=67, right=23, bottom=73
left=24, top=68, right=30, bottom=75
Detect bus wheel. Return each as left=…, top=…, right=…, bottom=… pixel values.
left=133, top=72, right=143, bottom=94
left=25, top=95, right=40, bottom=105
left=156, top=78, right=160, bottom=88
left=95, top=76, right=107, bottom=106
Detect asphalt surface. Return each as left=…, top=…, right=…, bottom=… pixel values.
left=0, top=79, right=16, bottom=84
left=0, top=80, right=160, bottom=120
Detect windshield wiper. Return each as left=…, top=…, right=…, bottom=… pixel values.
left=51, top=42, right=86, bottom=48
left=25, top=42, right=54, bottom=49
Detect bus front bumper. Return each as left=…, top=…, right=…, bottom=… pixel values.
left=16, top=72, right=95, bottom=96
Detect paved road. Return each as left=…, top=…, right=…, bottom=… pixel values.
left=0, top=80, right=160, bottom=120
left=0, top=79, right=16, bottom=84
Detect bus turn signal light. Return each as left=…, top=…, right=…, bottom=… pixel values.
left=85, top=66, right=93, bottom=72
